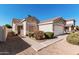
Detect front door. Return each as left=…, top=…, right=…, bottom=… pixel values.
left=17, top=26, right=23, bottom=35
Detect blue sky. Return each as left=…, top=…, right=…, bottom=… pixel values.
left=0, top=4, right=79, bottom=26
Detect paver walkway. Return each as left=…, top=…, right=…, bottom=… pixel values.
left=20, top=35, right=68, bottom=51
left=21, top=36, right=43, bottom=51
left=17, top=34, right=79, bottom=55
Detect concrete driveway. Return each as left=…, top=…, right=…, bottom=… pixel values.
left=35, top=35, right=79, bottom=55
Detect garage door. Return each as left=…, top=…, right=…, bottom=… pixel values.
left=54, top=25, right=64, bottom=36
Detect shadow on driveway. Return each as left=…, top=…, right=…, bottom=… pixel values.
left=0, top=35, right=31, bottom=55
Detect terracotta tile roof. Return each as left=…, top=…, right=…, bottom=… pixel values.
left=25, top=16, right=40, bottom=23
left=40, top=17, right=75, bottom=23
left=18, top=16, right=40, bottom=23
left=12, top=18, right=22, bottom=24
left=40, top=17, right=63, bottom=23
left=65, top=19, right=75, bottom=22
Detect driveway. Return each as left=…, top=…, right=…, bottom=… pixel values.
left=35, top=35, right=79, bottom=55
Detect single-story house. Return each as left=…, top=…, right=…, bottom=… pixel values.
left=12, top=16, right=75, bottom=36
left=38, top=17, right=75, bottom=36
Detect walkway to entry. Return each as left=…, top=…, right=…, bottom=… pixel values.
left=20, top=35, right=68, bottom=51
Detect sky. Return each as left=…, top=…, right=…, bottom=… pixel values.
left=0, top=4, right=79, bottom=26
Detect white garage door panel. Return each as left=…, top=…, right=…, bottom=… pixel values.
left=39, top=24, right=53, bottom=32
left=54, top=25, right=64, bottom=36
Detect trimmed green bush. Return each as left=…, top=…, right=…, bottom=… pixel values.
left=76, top=26, right=79, bottom=31
left=26, top=33, right=29, bottom=36
left=28, top=32, right=34, bottom=37
left=33, top=31, right=45, bottom=40
left=66, top=32, right=79, bottom=45
left=28, top=31, right=54, bottom=39
left=44, top=32, right=54, bottom=39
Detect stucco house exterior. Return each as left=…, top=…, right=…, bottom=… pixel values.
left=39, top=17, right=75, bottom=36
left=12, top=16, right=75, bottom=36
left=12, top=16, right=39, bottom=36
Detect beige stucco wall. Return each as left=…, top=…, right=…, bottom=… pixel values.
left=68, top=26, right=73, bottom=32
left=66, top=21, right=74, bottom=25
left=39, top=21, right=53, bottom=32
left=39, top=24, right=53, bottom=32
left=0, top=26, right=6, bottom=42
left=39, top=21, right=53, bottom=25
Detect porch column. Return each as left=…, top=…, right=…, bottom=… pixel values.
left=69, top=26, right=71, bottom=32
left=12, top=23, right=18, bottom=34
left=23, top=21, right=27, bottom=36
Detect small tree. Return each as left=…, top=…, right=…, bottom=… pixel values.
left=28, top=15, right=32, bottom=17
left=5, top=24, right=12, bottom=28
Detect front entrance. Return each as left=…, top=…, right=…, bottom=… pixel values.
left=17, top=26, right=23, bottom=35
left=27, top=23, right=38, bottom=33
left=65, top=27, right=69, bottom=33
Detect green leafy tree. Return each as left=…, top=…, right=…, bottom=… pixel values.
left=5, top=24, right=12, bottom=28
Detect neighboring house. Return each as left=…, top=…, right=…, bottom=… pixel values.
left=12, top=16, right=75, bottom=36
left=65, top=20, right=75, bottom=33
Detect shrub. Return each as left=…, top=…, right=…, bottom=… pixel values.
left=33, top=31, right=45, bottom=40
left=66, top=32, right=79, bottom=45
left=28, top=32, right=34, bottom=37
left=44, top=32, right=54, bottom=39
left=7, top=31, right=15, bottom=37
left=26, top=33, right=29, bottom=36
